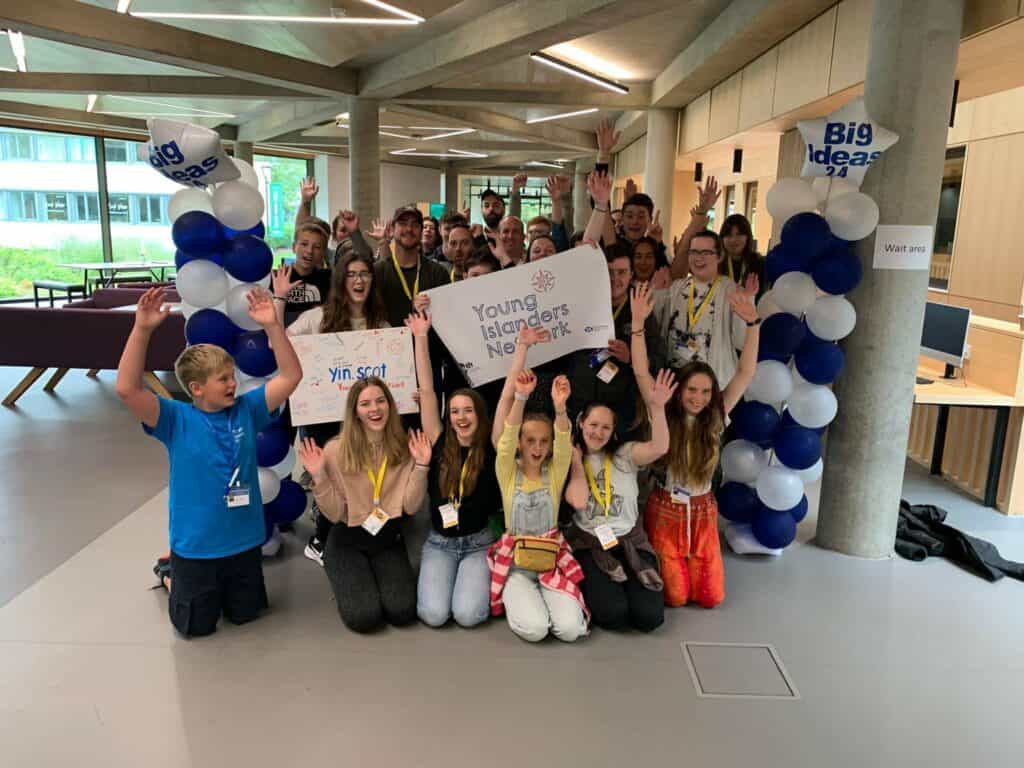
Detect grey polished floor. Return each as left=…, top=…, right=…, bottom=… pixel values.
left=1, top=366, right=1022, bottom=767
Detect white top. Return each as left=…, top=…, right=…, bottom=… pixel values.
left=286, top=307, right=386, bottom=336
left=657, top=275, right=739, bottom=389
left=573, top=443, right=641, bottom=537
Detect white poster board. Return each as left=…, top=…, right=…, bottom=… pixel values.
left=289, top=327, right=417, bottom=426
left=872, top=224, right=934, bottom=270
left=424, top=246, right=615, bottom=386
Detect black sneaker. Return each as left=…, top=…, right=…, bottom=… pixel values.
left=304, top=535, right=324, bottom=567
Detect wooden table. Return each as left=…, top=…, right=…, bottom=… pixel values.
left=57, top=261, right=175, bottom=295
left=914, top=373, right=1016, bottom=506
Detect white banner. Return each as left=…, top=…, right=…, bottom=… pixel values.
left=289, top=327, right=417, bottom=426
left=424, top=246, right=614, bottom=386
left=872, top=224, right=934, bottom=270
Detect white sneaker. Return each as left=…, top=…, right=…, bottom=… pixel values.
left=304, top=535, right=324, bottom=567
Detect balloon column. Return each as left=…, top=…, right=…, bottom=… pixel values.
left=717, top=100, right=897, bottom=555
left=148, top=119, right=306, bottom=552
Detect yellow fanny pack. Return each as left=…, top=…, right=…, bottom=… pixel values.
left=512, top=535, right=559, bottom=573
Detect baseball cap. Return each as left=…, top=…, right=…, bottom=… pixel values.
left=393, top=205, right=424, bottom=224
left=480, top=188, right=504, bottom=204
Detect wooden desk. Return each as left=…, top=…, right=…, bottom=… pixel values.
left=913, top=373, right=1015, bottom=507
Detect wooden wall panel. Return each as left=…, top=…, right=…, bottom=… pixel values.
left=772, top=7, right=837, bottom=116
left=939, top=293, right=1020, bottom=323
left=828, top=0, right=871, bottom=93
left=708, top=71, right=742, bottom=143
left=961, top=324, right=1023, bottom=395
left=615, top=135, right=647, bottom=179
left=680, top=92, right=710, bottom=154
left=738, top=49, right=778, bottom=132
left=962, top=0, right=1020, bottom=38
left=960, top=85, right=1024, bottom=142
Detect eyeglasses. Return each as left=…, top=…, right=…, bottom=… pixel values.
left=345, top=270, right=372, bottom=280
left=608, top=268, right=632, bottom=278
left=688, top=249, right=718, bottom=258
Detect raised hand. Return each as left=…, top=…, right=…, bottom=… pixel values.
left=728, top=277, right=759, bottom=324
left=404, top=310, right=431, bottom=337
left=588, top=170, right=612, bottom=207
left=608, top=338, right=631, bottom=365
left=408, top=429, right=433, bottom=465
left=134, top=287, right=171, bottom=331
left=515, top=369, right=538, bottom=397
left=624, top=177, right=638, bottom=200
left=246, top=287, right=278, bottom=328
left=412, top=293, right=431, bottom=314
left=631, top=282, right=655, bottom=324
left=651, top=266, right=672, bottom=290
left=648, top=369, right=678, bottom=407
left=470, top=222, right=484, bottom=239
left=370, top=217, right=393, bottom=241
left=596, top=119, right=621, bottom=158
left=339, top=209, right=359, bottom=234
left=272, top=266, right=300, bottom=299
left=489, top=235, right=509, bottom=264
left=461, top=201, right=471, bottom=221
left=518, top=326, right=551, bottom=347
left=299, top=177, right=319, bottom=204
left=297, top=437, right=325, bottom=477
left=551, top=375, right=571, bottom=408
left=696, top=176, right=720, bottom=215
left=511, top=172, right=528, bottom=192
left=646, top=209, right=663, bottom=242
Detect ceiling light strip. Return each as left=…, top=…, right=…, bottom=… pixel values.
left=526, top=108, right=598, bottom=125
left=116, top=0, right=133, bottom=13
left=86, top=94, right=98, bottom=113
left=103, top=94, right=235, bottom=118
left=529, top=52, right=628, bottom=95
left=359, top=0, right=425, bottom=23
left=130, top=13, right=418, bottom=25
left=418, top=128, right=475, bottom=141
left=7, top=31, right=27, bottom=73
left=527, top=161, right=564, bottom=168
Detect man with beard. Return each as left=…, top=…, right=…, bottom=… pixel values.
left=373, top=206, right=451, bottom=328
left=474, top=188, right=505, bottom=249
left=444, top=222, right=476, bottom=281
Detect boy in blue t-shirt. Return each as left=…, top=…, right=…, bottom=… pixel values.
left=116, top=287, right=303, bottom=637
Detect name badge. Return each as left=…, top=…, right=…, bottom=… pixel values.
left=439, top=503, right=459, bottom=529
left=671, top=485, right=691, bottom=506
left=225, top=485, right=251, bottom=508
left=362, top=507, right=389, bottom=536
left=596, top=360, right=619, bottom=383
left=590, top=348, right=612, bottom=369
left=594, top=523, right=619, bottom=550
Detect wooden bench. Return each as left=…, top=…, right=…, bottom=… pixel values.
left=32, top=281, right=86, bottom=307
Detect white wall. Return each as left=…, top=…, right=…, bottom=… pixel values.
left=311, top=155, right=442, bottom=218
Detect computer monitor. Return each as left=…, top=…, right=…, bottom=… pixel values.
left=921, top=301, right=971, bottom=370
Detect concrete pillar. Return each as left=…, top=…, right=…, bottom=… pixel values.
left=816, top=0, right=963, bottom=558
left=643, top=108, right=678, bottom=240
left=573, top=169, right=590, bottom=235
left=443, top=161, right=459, bottom=211
left=561, top=161, right=576, bottom=234
left=234, top=141, right=253, bottom=164
left=771, top=129, right=805, bottom=248
left=348, top=98, right=380, bottom=222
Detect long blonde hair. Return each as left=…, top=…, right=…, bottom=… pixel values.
left=336, top=377, right=409, bottom=472
left=663, top=363, right=724, bottom=488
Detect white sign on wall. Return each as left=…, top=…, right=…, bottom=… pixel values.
left=872, top=225, right=935, bottom=270
left=289, top=327, right=417, bottom=426
left=424, top=246, right=615, bottom=386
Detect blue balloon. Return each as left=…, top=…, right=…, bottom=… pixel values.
left=780, top=212, right=832, bottom=265
left=765, top=243, right=805, bottom=284
left=224, top=234, right=273, bottom=283
left=172, top=210, right=225, bottom=257
left=758, top=312, right=807, bottom=362
left=223, top=221, right=266, bottom=240
left=185, top=309, right=241, bottom=350
left=232, top=330, right=276, bottom=377
left=265, top=479, right=307, bottom=525
left=717, top=481, right=761, bottom=524
left=256, top=423, right=290, bottom=467
left=732, top=401, right=781, bottom=444
left=780, top=409, right=826, bottom=436
left=175, top=248, right=223, bottom=269
left=752, top=505, right=798, bottom=548
left=788, top=495, right=809, bottom=523
left=813, top=250, right=863, bottom=295
left=773, top=426, right=822, bottom=470
left=795, top=335, right=845, bottom=384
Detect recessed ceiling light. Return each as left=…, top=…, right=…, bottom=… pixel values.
left=86, top=94, right=98, bottom=112
left=546, top=43, right=633, bottom=81
left=6, top=31, right=27, bottom=73
left=529, top=52, right=628, bottom=94
left=526, top=108, right=599, bottom=124
left=419, top=128, right=475, bottom=141
left=130, top=12, right=419, bottom=25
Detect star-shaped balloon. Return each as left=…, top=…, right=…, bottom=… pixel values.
left=797, top=98, right=899, bottom=186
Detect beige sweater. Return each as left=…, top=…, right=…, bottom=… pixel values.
left=311, top=438, right=428, bottom=527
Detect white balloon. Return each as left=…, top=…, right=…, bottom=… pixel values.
left=270, top=446, right=297, bottom=480
left=765, top=178, right=818, bottom=229
left=227, top=271, right=270, bottom=290
left=175, top=259, right=228, bottom=308
left=261, top=529, right=282, bottom=557
left=788, top=384, right=838, bottom=428
left=181, top=300, right=226, bottom=319
left=756, top=466, right=804, bottom=511
left=795, top=457, right=823, bottom=485
left=213, top=180, right=266, bottom=231
left=806, top=295, right=857, bottom=341
left=772, top=271, right=818, bottom=316
left=168, top=187, right=215, bottom=223
left=231, top=158, right=260, bottom=189
left=757, top=290, right=780, bottom=320
left=237, top=376, right=268, bottom=396
left=146, top=118, right=240, bottom=189
left=258, top=466, right=281, bottom=504
left=225, top=282, right=264, bottom=331
left=747, top=360, right=794, bottom=404
left=721, top=440, right=768, bottom=484
left=811, top=176, right=857, bottom=204
left=824, top=192, right=879, bottom=241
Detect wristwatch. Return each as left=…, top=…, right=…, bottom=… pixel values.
left=746, top=318, right=762, bottom=327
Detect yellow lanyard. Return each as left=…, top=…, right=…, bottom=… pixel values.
left=687, top=277, right=720, bottom=330
left=392, top=252, right=420, bottom=302
left=450, top=449, right=472, bottom=509
left=612, top=297, right=628, bottom=321
left=366, top=456, right=388, bottom=506
left=583, top=454, right=613, bottom=516
left=449, top=266, right=456, bottom=283
left=726, top=258, right=745, bottom=283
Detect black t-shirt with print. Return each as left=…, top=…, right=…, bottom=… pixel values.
left=282, top=266, right=332, bottom=327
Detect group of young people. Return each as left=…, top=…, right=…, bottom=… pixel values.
left=120, top=119, right=769, bottom=641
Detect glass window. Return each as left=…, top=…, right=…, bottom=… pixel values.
left=104, top=138, right=178, bottom=263
left=745, top=181, right=758, bottom=235
left=0, top=128, right=102, bottom=299
left=254, top=153, right=309, bottom=252
left=105, top=140, right=129, bottom=163
left=137, top=194, right=166, bottom=224
left=108, top=194, right=130, bottom=223
left=931, top=146, right=965, bottom=291
left=74, top=193, right=99, bottom=222
left=725, top=185, right=737, bottom=216
left=68, top=137, right=96, bottom=163
left=464, top=176, right=553, bottom=227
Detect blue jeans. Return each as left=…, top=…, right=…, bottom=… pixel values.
left=417, top=527, right=496, bottom=628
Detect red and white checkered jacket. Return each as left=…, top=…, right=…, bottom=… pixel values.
left=487, top=530, right=589, bottom=621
